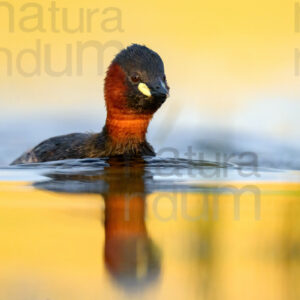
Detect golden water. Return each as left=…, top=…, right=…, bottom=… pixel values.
left=0, top=179, right=299, bottom=300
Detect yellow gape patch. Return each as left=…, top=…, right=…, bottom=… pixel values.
left=138, top=83, right=151, bottom=97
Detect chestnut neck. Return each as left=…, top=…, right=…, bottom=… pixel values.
left=104, top=63, right=153, bottom=144
left=105, top=114, right=152, bottom=144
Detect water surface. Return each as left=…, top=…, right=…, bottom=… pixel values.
left=0, top=158, right=300, bottom=300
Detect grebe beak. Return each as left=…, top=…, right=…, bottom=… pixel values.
left=150, top=79, right=169, bottom=99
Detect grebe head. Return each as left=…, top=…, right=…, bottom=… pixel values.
left=104, top=44, right=169, bottom=115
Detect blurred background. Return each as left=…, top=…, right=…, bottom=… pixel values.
left=0, top=0, right=299, bottom=166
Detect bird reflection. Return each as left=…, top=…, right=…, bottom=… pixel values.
left=103, top=159, right=160, bottom=286
left=33, top=158, right=160, bottom=289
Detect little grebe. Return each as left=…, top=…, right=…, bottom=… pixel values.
left=12, top=44, right=170, bottom=164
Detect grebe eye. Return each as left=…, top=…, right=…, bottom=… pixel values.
left=131, top=73, right=141, bottom=83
